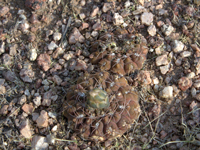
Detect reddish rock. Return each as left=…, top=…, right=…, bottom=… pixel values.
left=36, top=110, right=49, bottom=128
left=178, top=77, right=192, bottom=91
left=22, top=103, right=34, bottom=114
left=25, top=0, right=46, bottom=10
left=19, top=119, right=32, bottom=138
left=79, top=23, right=89, bottom=30
left=37, top=53, right=51, bottom=71
left=90, top=7, right=99, bottom=17
left=92, top=22, right=101, bottom=31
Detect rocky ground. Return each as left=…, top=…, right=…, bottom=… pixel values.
left=0, top=0, right=200, bottom=149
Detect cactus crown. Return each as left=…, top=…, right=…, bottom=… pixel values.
left=87, top=88, right=110, bottom=109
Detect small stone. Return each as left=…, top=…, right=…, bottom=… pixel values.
left=22, top=103, right=34, bottom=114
left=52, top=47, right=64, bottom=59
left=159, top=86, right=173, bottom=99
left=53, top=75, right=62, bottom=85
left=37, top=53, right=51, bottom=71
left=178, top=77, right=192, bottom=91
left=51, top=95, right=58, bottom=101
left=156, top=54, right=168, bottom=66
left=0, top=79, right=5, bottom=86
left=53, top=32, right=62, bottom=41
left=18, top=95, right=27, bottom=105
left=92, top=22, right=101, bottom=31
left=191, top=44, right=200, bottom=52
left=28, top=48, right=37, bottom=61
left=175, top=57, right=182, bottom=66
left=33, top=96, right=41, bottom=106
left=79, top=23, right=89, bottom=30
left=48, top=41, right=58, bottom=51
left=160, top=130, right=167, bottom=139
left=185, top=7, right=195, bottom=17
left=172, top=40, right=184, bottom=53
left=0, top=105, right=8, bottom=115
left=20, top=69, right=35, bottom=83
left=32, top=112, right=39, bottom=121
left=91, top=31, right=98, bottom=37
left=31, top=136, right=49, bottom=150
left=51, top=125, right=58, bottom=132
left=196, top=134, right=200, bottom=140
left=0, top=42, right=5, bottom=55
left=2, top=54, right=12, bottom=66
left=0, top=85, right=6, bottom=95
left=25, top=0, right=46, bottom=10
left=30, top=13, right=39, bottom=24
left=147, top=25, right=156, bottom=36
left=3, top=71, right=17, bottom=82
left=90, top=7, right=99, bottom=17
left=9, top=44, right=17, bottom=56
left=137, top=71, right=152, bottom=85
left=180, top=51, right=191, bottom=58
left=161, top=24, right=174, bottom=36
left=36, top=110, right=49, bottom=128
left=160, top=65, right=169, bottom=74
left=141, top=12, right=153, bottom=26
left=42, top=90, right=52, bottom=106
left=113, top=13, right=124, bottom=26
left=79, top=13, right=86, bottom=19
left=138, top=0, right=144, bottom=5
left=187, top=72, right=195, bottom=79
left=156, top=21, right=164, bottom=28
left=74, top=59, right=87, bottom=71
left=68, top=28, right=85, bottom=44
left=0, top=6, right=9, bottom=17
left=152, top=77, right=159, bottom=84
left=194, top=0, right=200, bottom=5
left=19, top=119, right=32, bottom=138
left=102, top=3, right=112, bottom=12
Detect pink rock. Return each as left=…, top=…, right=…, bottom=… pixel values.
left=37, top=53, right=51, bottom=71
left=92, top=23, right=101, bottom=31
left=141, top=12, right=153, bottom=26
left=74, top=59, right=87, bottom=71
left=79, top=23, right=89, bottom=30
left=22, top=103, right=34, bottom=114
left=68, top=28, right=85, bottom=45
left=19, top=119, right=32, bottom=138
left=36, top=110, right=49, bottom=128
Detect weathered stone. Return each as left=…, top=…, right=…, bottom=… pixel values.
left=156, top=54, right=168, bottom=66
left=19, top=119, right=32, bottom=138
left=36, top=110, right=49, bottom=128
left=141, top=12, right=153, bottom=26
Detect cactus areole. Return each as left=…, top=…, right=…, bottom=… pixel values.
left=87, top=88, right=110, bottom=109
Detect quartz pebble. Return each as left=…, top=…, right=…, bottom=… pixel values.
left=28, top=48, right=37, bottom=61
left=0, top=42, right=5, bottom=55
left=31, top=136, right=49, bottom=150
left=147, top=25, right=156, bottom=36
left=48, top=41, right=58, bottom=51
left=180, top=51, right=191, bottom=58
left=159, top=86, right=173, bottom=99
left=113, top=13, right=124, bottom=25
left=140, top=12, right=153, bottom=26
left=53, top=32, right=62, bottom=41
left=172, top=40, right=184, bottom=53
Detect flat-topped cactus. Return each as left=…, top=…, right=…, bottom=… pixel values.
left=63, top=72, right=141, bottom=142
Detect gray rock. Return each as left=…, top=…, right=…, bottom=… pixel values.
left=3, top=70, right=17, bottom=82
left=53, top=75, right=62, bottom=85
left=160, top=65, right=170, bottom=74
left=20, top=69, right=35, bottom=83
left=68, top=27, right=85, bottom=44
left=102, top=3, right=112, bottom=12
left=53, top=32, right=62, bottom=41
left=48, top=41, right=58, bottom=51
left=18, top=95, right=27, bottom=105
left=180, top=51, right=191, bottom=58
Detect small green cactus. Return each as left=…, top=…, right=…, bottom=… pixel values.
left=87, top=88, right=110, bottom=109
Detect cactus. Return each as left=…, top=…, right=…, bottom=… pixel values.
left=87, top=88, right=110, bottom=109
